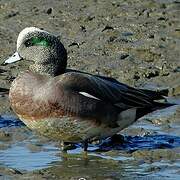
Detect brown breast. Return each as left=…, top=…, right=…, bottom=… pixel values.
left=9, top=70, right=73, bottom=120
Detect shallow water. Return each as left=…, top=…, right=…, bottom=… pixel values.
left=0, top=142, right=60, bottom=171
left=0, top=114, right=180, bottom=179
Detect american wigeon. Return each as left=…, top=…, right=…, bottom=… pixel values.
left=5, top=27, right=173, bottom=151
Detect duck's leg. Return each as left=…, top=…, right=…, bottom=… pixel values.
left=83, top=140, right=88, bottom=151
left=82, top=140, right=88, bottom=158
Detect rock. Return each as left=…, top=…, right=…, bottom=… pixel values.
left=6, top=11, right=19, bottom=18
left=46, top=8, right=53, bottom=15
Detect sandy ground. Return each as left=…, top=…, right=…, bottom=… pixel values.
left=0, top=0, right=180, bottom=179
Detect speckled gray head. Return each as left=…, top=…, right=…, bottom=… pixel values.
left=5, top=27, right=67, bottom=76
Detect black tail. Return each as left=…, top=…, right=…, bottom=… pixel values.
left=136, top=101, right=175, bottom=120
left=152, top=101, right=176, bottom=111
left=138, top=88, right=169, bottom=100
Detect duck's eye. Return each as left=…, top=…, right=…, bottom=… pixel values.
left=25, top=37, right=50, bottom=47
left=25, top=39, right=33, bottom=47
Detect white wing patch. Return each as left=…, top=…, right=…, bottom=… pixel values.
left=79, top=92, right=101, bottom=100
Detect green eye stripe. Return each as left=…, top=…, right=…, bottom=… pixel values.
left=26, top=37, right=50, bottom=47
left=31, top=37, right=50, bottom=47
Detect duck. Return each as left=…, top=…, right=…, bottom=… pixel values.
left=4, top=27, right=173, bottom=151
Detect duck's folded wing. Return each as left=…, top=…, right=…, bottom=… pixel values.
left=94, top=74, right=167, bottom=100
left=61, top=72, right=156, bottom=110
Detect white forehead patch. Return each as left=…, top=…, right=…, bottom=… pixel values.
left=16, top=27, right=50, bottom=50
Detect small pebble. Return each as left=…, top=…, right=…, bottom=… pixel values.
left=7, top=11, right=19, bottom=18
left=102, top=25, right=114, bottom=32
left=120, top=54, right=129, bottom=60
left=46, top=8, right=53, bottom=15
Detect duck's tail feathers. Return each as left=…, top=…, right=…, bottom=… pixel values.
left=136, top=101, right=176, bottom=120
left=152, top=101, right=176, bottom=111
left=138, top=88, right=169, bottom=100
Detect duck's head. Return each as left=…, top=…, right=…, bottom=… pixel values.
left=5, top=27, right=67, bottom=76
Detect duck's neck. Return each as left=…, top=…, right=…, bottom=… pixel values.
left=29, top=63, right=65, bottom=77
